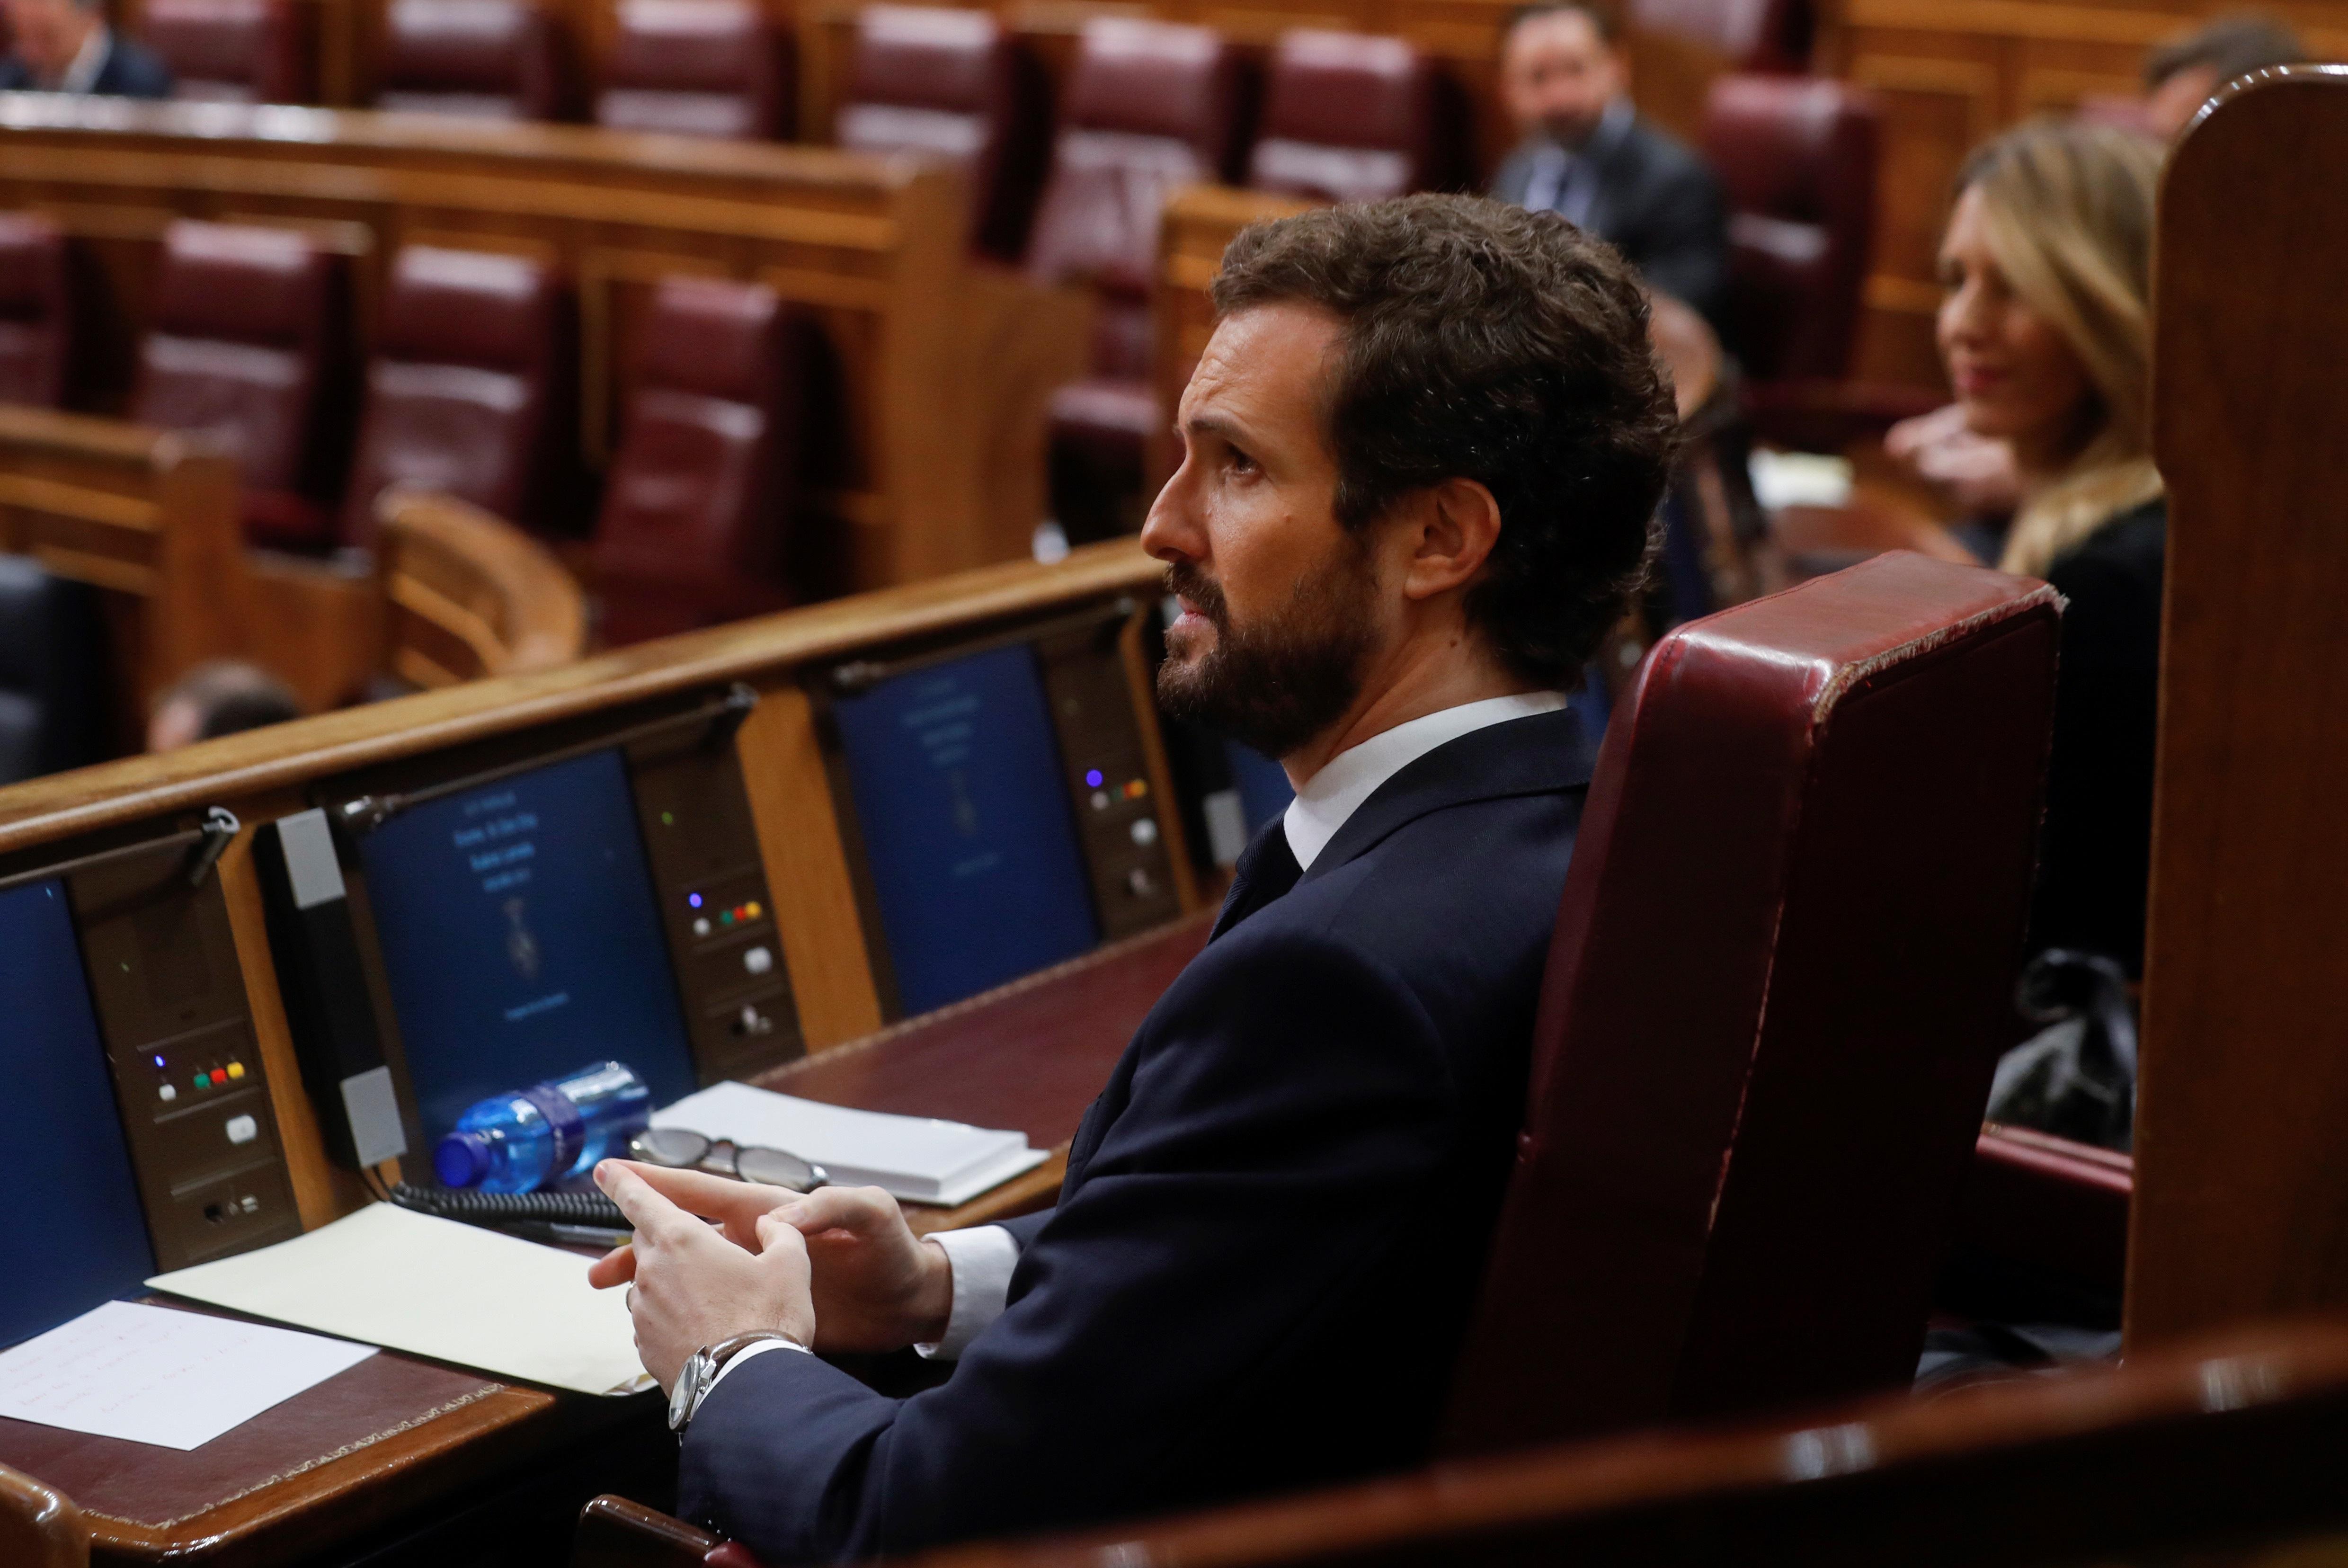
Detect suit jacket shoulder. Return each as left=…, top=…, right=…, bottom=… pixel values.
left=94, top=35, right=175, bottom=98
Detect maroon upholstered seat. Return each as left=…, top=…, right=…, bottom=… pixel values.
left=1702, top=73, right=1879, bottom=387
left=1444, top=551, right=2061, bottom=1455
left=595, top=0, right=788, bottom=140
left=0, top=214, right=69, bottom=409
left=1246, top=30, right=1443, bottom=203
left=1031, top=17, right=1239, bottom=541
left=375, top=0, right=564, bottom=121
left=590, top=276, right=803, bottom=645
left=835, top=5, right=1048, bottom=259
left=341, top=245, right=562, bottom=543
left=133, top=220, right=341, bottom=549
left=143, top=0, right=308, bottom=103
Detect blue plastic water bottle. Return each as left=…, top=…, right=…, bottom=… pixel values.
left=431, top=1061, right=651, bottom=1193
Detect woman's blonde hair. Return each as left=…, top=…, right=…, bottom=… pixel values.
left=1954, top=121, right=2165, bottom=578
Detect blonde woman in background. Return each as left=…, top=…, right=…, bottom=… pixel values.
left=1937, top=120, right=2165, bottom=975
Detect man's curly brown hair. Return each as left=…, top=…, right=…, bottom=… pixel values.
left=1211, top=194, right=1677, bottom=684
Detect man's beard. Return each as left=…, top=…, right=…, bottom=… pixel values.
left=1155, top=544, right=1379, bottom=760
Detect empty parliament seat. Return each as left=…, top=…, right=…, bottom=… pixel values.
left=1703, top=74, right=1880, bottom=388
left=595, top=0, right=788, bottom=140
left=132, top=220, right=340, bottom=549
left=1246, top=30, right=1444, bottom=204
left=143, top=0, right=308, bottom=103
left=375, top=0, right=565, bottom=121
left=1029, top=17, right=1240, bottom=540
left=0, top=214, right=69, bottom=408
left=1446, top=551, right=2060, bottom=1452
left=835, top=5, right=1047, bottom=259
left=341, top=245, right=562, bottom=543
left=590, top=276, right=802, bottom=645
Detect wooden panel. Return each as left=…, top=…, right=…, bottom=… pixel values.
left=0, top=95, right=1090, bottom=594
left=2129, top=68, right=2348, bottom=1349
left=374, top=490, right=587, bottom=684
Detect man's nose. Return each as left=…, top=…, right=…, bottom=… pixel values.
left=1139, top=461, right=1203, bottom=564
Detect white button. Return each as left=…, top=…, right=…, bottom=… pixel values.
left=1130, top=818, right=1159, bottom=846
left=743, top=945, right=774, bottom=976
left=693, top=917, right=711, bottom=936
left=1090, top=790, right=1111, bottom=811
left=225, top=1114, right=258, bottom=1145
left=240, top=1194, right=259, bottom=1213
left=159, top=1084, right=177, bottom=1102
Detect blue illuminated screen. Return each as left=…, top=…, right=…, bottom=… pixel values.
left=1224, top=739, right=1294, bottom=838
left=357, top=748, right=698, bottom=1143
left=2, top=878, right=154, bottom=1347
left=832, top=643, right=1098, bottom=1014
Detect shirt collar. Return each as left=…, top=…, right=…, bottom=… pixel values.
left=58, top=25, right=110, bottom=93
left=1281, top=691, right=1569, bottom=872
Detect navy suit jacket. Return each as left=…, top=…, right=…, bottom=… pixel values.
left=681, top=709, right=1590, bottom=1561
left=1490, top=112, right=1730, bottom=325
left=0, top=33, right=175, bottom=98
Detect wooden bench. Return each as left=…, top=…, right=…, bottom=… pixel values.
left=0, top=93, right=1089, bottom=594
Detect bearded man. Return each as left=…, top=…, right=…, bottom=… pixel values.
left=589, top=194, right=1678, bottom=1562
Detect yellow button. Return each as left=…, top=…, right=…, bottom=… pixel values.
left=225, top=1061, right=246, bottom=1080
left=745, top=901, right=763, bottom=919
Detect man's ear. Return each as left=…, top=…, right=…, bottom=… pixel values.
left=1399, top=478, right=1504, bottom=602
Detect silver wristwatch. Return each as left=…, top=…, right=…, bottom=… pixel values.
left=669, top=1330, right=804, bottom=1432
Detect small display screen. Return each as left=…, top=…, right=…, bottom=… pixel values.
left=2, top=877, right=154, bottom=1347
left=832, top=642, right=1099, bottom=1015
left=357, top=748, right=698, bottom=1144
left=1225, top=740, right=1294, bottom=839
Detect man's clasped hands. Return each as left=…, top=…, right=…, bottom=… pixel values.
left=587, top=1161, right=957, bottom=1392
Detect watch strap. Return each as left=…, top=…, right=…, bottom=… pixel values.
left=675, top=1329, right=806, bottom=1433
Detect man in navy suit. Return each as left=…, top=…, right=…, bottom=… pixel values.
left=591, top=194, right=1679, bottom=1562
left=0, top=0, right=173, bottom=97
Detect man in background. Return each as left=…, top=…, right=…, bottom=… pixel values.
left=0, top=0, right=172, bottom=96
left=2140, top=12, right=2304, bottom=137
left=1489, top=0, right=1728, bottom=322
left=147, top=660, right=301, bottom=751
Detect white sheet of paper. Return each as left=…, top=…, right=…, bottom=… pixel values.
left=0, top=1300, right=377, bottom=1451
left=150, top=1204, right=650, bottom=1396
left=652, top=1081, right=1049, bottom=1206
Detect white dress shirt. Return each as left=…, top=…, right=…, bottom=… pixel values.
left=56, top=26, right=112, bottom=94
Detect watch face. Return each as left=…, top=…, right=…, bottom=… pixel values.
left=668, top=1355, right=705, bottom=1431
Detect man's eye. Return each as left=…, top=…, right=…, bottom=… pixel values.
left=1228, top=448, right=1260, bottom=476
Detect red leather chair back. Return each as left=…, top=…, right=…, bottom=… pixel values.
left=1444, top=552, right=2060, bottom=1455
left=1027, top=17, right=1239, bottom=377
left=1246, top=29, right=1440, bottom=203
left=133, top=220, right=339, bottom=547
left=143, top=0, right=308, bottom=102
left=1628, top=0, right=1812, bottom=72
left=1701, top=74, right=1879, bottom=383
left=0, top=214, right=69, bottom=409
left=596, top=0, right=788, bottom=140
left=836, top=5, right=1047, bottom=259
left=590, top=275, right=802, bottom=643
left=342, top=245, right=561, bottom=543
left=376, top=0, right=564, bottom=121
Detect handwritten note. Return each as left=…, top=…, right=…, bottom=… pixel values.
left=0, top=1301, right=376, bottom=1450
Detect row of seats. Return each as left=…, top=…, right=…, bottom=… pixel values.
left=0, top=214, right=793, bottom=645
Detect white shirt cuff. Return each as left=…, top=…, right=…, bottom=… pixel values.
left=914, top=1225, right=1019, bottom=1362
left=707, top=1335, right=810, bottom=1391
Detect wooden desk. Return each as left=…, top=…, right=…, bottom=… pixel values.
left=0, top=93, right=1088, bottom=593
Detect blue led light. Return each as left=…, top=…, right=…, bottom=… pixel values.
left=153, top=1054, right=167, bottom=1069
left=1085, top=769, right=1104, bottom=788
left=687, top=892, right=703, bottom=909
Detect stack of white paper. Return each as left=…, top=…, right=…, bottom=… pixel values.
left=150, top=1204, right=650, bottom=1396
left=0, top=1301, right=377, bottom=1450
left=652, top=1081, right=1049, bottom=1206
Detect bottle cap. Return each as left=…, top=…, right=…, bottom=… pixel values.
left=434, top=1130, right=492, bottom=1188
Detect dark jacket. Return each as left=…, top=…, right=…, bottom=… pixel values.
left=680, top=710, right=1591, bottom=1561
left=1490, top=111, right=1730, bottom=322
left=0, top=32, right=175, bottom=98
left=2030, top=496, right=2166, bottom=974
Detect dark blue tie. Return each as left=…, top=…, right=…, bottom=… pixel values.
left=1211, top=819, right=1304, bottom=940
